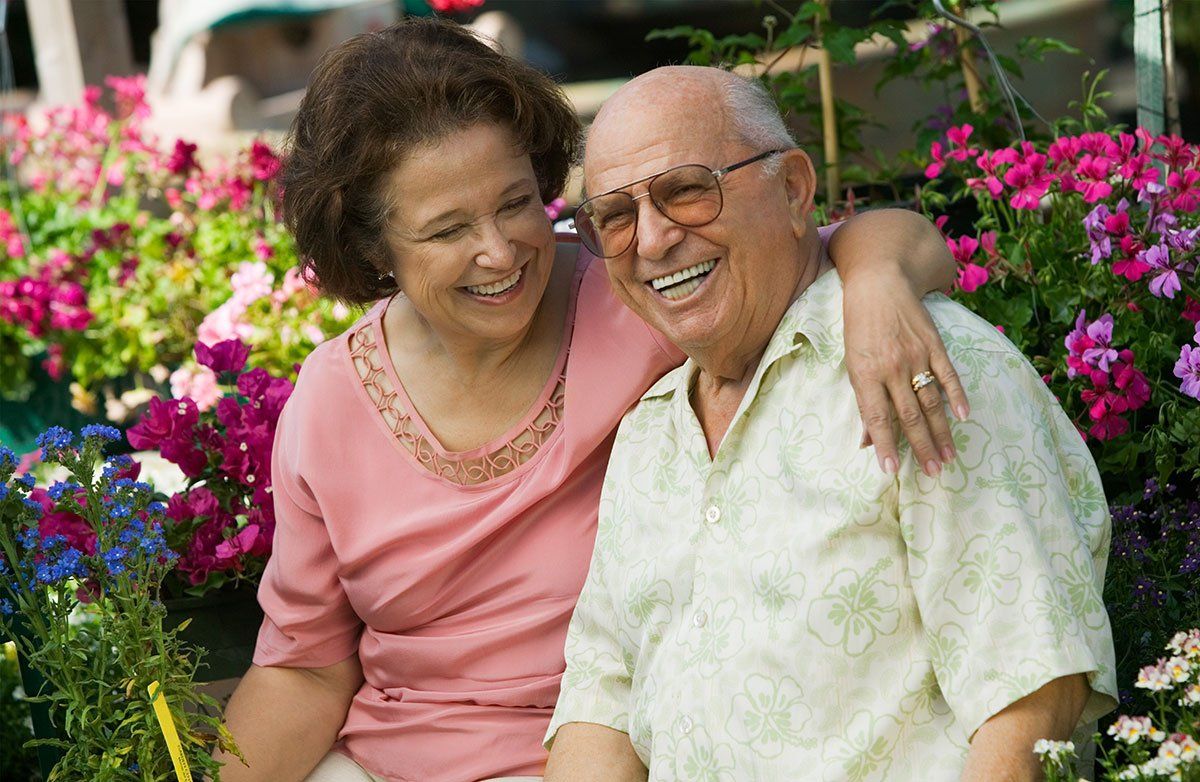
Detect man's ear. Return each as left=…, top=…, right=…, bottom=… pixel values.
left=780, top=149, right=817, bottom=239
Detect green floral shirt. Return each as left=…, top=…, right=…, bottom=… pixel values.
left=546, top=271, right=1117, bottom=781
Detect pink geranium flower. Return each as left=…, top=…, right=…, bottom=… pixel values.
left=1004, top=150, right=1053, bottom=210
left=1167, top=168, right=1200, bottom=212
left=1183, top=297, right=1200, bottom=324
left=1069, top=154, right=1115, bottom=203
left=968, top=148, right=1017, bottom=199
left=957, top=263, right=989, bottom=293
left=925, top=141, right=946, bottom=179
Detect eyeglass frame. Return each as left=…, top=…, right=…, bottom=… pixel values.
left=572, top=148, right=791, bottom=258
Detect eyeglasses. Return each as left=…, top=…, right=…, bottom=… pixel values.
left=572, top=149, right=788, bottom=258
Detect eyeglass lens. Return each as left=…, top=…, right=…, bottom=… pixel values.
left=577, top=165, right=724, bottom=258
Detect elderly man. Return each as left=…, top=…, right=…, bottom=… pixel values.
left=543, top=66, right=1117, bottom=781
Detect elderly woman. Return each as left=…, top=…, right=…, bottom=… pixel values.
left=217, top=17, right=966, bottom=782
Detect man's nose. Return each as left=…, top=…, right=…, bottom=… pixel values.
left=632, top=196, right=685, bottom=262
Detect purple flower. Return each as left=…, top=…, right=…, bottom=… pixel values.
left=1175, top=340, right=1200, bottom=400
left=1165, top=225, right=1200, bottom=254
left=1083, top=204, right=1112, bottom=264
left=1133, top=576, right=1167, bottom=607
left=1143, top=243, right=1181, bottom=298
left=1081, top=313, right=1119, bottom=373
left=1137, top=180, right=1166, bottom=203
left=194, top=339, right=250, bottom=375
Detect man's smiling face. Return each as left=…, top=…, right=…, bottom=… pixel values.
left=583, top=67, right=814, bottom=358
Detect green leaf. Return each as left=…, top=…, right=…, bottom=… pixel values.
left=822, top=26, right=868, bottom=65
left=645, top=25, right=700, bottom=43
left=775, top=23, right=814, bottom=49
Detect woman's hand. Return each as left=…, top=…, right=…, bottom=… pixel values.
left=842, top=267, right=969, bottom=477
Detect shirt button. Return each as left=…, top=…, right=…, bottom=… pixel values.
left=679, top=716, right=694, bottom=735
left=693, top=611, right=708, bottom=628
left=704, top=505, right=721, bottom=524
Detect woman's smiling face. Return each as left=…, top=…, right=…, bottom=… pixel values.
left=382, top=123, right=556, bottom=345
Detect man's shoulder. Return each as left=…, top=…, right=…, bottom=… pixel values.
left=924, top=294, right=1027, bottom=359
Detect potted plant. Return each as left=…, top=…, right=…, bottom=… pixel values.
left=126, top=338, right=295, bottom=681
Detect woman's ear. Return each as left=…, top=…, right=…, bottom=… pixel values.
left=780, top=149, right=817, bottom=239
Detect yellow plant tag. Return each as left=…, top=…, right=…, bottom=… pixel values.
left=147, top=681, right=191, bottom=782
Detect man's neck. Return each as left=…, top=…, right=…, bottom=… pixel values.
left=689, top=238, right=831, bottom=457
left=692, top=238, right=829, bottom=387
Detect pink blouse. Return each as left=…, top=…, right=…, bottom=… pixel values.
left=254, top=241, right=680, bottom=782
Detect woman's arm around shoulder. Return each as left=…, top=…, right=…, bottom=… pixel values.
left=826, top=208, right=970, bottom=477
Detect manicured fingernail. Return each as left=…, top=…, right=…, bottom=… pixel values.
left=924, top=459, right=942, bottom=477
left=941, top=446, right=956, bottom=462
left=954, top=404, right=970, bottom=422
left=884, top=456, right=899, bottom=475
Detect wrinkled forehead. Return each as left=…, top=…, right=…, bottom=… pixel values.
left=583, top=80, right=733, bottom=196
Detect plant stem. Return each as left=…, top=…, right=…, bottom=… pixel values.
left=949, top=1, right=985, bottom=114
left=815, top=1, right=840, bottom=202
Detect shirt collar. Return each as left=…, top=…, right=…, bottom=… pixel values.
left=763, top=268, right=845, bottom=370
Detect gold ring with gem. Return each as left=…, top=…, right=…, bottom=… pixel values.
left=910, top=370, right=936, bottom=393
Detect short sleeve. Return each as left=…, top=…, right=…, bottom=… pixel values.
left=253, top=400, right=363, bottom=668
left=898, top=319, right=1118, bottom=737
left=544, top=480, right=634, bottom=749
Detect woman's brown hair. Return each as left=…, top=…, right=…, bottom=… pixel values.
left=282, top=17, right=581, bottom=304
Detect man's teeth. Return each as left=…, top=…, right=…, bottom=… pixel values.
left=651, top=260, right=716, bottom=298
left=660, top=276, right=705, bottom=300
left=466, top=268, right=522, bottom=296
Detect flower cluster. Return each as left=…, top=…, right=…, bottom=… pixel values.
left=0, top=427, right=235, bottom=778
left=923, top=124, right=1200, bottom=492
left=1, top=76, right=353, bottom=407
left=935, top=214, right=998, bottom=293
left=1176, top=323, right=1200, bottom=401
left=1106, top=478, right=1198, bottom=717
left=1063, top=310, right=1152, bottom=440
left=1038, top=629, right=1200, bottom=782
left=175, top=262, right=347, bottom=409
left=127, top=339, right=293, bottom=593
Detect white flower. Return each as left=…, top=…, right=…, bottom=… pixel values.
left=1167, top=629, right=1200, bottom=660
left=1033, top=739, right=1075, bottom=762
left=1179, top=683, right=1200, bottom=707
left=1137, top=661, right=1175, bottom=692
left=1141, top=754, right=1182, bottom=781
left=1108, top=715, right=1166, bottom=744
left=1166, top=733, right=1199, bottom=762
left=1164, top=656, right=1192, bottom=683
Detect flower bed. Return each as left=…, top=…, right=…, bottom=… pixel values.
left=0, top=76, right=353, bottom=429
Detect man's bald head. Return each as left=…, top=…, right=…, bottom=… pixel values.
left=586, top=66, right=794, bottom=177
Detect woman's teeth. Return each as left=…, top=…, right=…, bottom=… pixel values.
left=466, top=268, right=522, bottom=296
left=651, top=259, right=715, bottom=300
